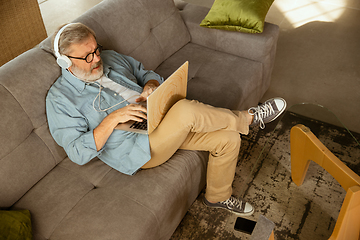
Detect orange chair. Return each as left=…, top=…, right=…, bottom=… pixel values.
left=290, top=124, right=360, bottom=240
left=268, top=231, right=275, bottom=240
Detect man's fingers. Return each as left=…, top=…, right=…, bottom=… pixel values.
left=127, top=104, right=147, bottom=113
left=130, top=110, right=147, bottom=120
left=112, top=104, right=147, bottom=124
left=125, top=104, right=147, bottom=121
left=129, top=115, right=146, bottom=123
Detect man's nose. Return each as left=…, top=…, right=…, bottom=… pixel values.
left=93, top=53, right=101, bottom=63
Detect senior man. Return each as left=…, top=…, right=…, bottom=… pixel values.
left=46, top=23, right=286, bottom=216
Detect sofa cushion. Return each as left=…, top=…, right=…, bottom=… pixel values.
left=0, top=48, right=66, bottom=208
left=156, top=43, right=263, bottom=110
left=40, top=0, right=190, bottom=71
left=0, top=210, right=32, bottom=240
left=0, top=48, right=61, bottom=129
left=199, top=0, right=274, bottom=33
left=181, top=3, right=279, bottom=61
left=12, top=165, right=97, bottom=239
left=12, top=150, right=207, bottom=240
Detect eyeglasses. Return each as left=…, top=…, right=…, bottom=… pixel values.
left=67, top=44, right=103, bottom=63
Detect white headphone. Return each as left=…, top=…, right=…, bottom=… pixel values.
left=53, top=23, right=77, bottom=69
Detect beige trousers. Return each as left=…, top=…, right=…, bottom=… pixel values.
left=142, top=99, right=249, bottom=202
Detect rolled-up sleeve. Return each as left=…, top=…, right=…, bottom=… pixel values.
left=102, top=51, right=164, bottom=88
left=126, top=56, right=164, bottom=86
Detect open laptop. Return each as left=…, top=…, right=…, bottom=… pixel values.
left=115, top=61, right=188, bottom=135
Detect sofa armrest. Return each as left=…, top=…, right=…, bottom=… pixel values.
left=179, top=3, right=279, bottom=62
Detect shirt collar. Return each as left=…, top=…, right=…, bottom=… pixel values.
left=61, top=63, right=112, bottom=93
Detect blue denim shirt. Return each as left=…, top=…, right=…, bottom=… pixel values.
left=46, top=50, right=164, bottom=175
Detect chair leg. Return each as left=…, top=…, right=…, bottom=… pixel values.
left=268, top=230, right=275, bottom=240
left=328, top=186, right=360, bottom=240
left=290, top=124, right=320, bottom=186
left=290, top=124, right=360, bottom=191
left=290, top=124, right=360, bottom=240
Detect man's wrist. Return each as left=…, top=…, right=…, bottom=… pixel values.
left=145, top=80, right=160, bottom=88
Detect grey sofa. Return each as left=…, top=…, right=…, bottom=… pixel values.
left=0, top=0, right=279, bottom=239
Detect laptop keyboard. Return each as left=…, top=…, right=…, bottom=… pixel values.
left=130, top=119, right=147, bottom=130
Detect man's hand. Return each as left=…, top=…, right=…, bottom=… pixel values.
left=135, top=80, right=160, bottom=103
left=110, top=104, right=147, bottom=124
left=94, top=80, right=159, bottom=151
left=93, top=104, right=147, bottom=151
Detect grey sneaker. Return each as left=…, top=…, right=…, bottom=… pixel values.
left=249, top=97, right=286, bottom=129
left=203, top=196, right=255, bottom=216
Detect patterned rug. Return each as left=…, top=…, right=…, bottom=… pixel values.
left=170, top=111, right=360, bottom=240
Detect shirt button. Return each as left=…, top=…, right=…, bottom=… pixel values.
left=114, top=93, right=117, bottom=96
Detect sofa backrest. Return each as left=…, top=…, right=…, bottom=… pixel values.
left=0, top=48, right=67, bottom=208
left=0, top=0, right=189, bottom=208
left=41, top=0, right=190, bottom=71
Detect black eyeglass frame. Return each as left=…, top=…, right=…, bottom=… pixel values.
left=67, top=44, right=103, bottom=63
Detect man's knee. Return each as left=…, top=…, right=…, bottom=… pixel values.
left=224, top=131, right=241, bottom=149
left=213, top=131, right=241, bottom=156
left=172, top=99, right=199, bottom=113
left=169, top=99, right=199, bottom=123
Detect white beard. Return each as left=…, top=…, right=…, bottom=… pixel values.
left=70, top=60, right=104, bottom=82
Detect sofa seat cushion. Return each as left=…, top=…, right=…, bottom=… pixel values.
left=156, top=43, right=263, bottom=110
left=12, top=150, right=207, bottom=240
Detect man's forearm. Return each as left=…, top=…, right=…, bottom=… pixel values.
left=144, top=80, right=160, bottom=91
left=93, top=113, right=119, bottom=151
left=135, top=80, right=160, bottom=103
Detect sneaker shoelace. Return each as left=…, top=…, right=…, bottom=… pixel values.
left=248, top=101, right=275, bottom=129
left=222, top=196, right=243, bottom=210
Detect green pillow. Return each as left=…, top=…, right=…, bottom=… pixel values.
left=0, top=210, right=33, bottom=240
left=200, top=0, right=274, bottom=33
